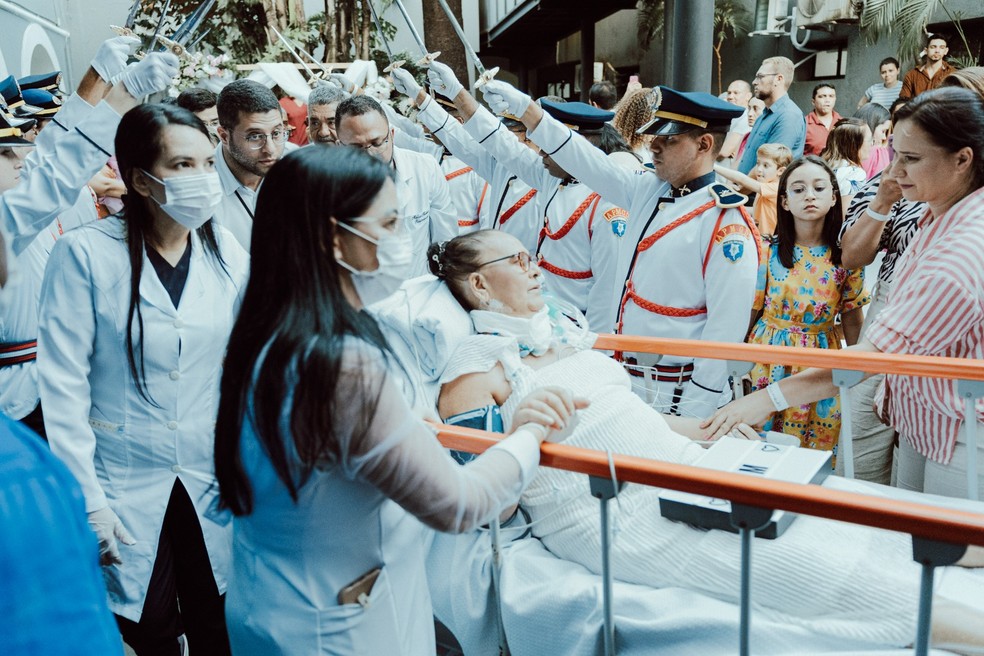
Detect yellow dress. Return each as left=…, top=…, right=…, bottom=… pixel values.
left=749, top=241, right=870, bottom=457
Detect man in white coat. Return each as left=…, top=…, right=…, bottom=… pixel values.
left=335, top=94, right=457, bottom=276
left=480, top=81, right=760, bottom=418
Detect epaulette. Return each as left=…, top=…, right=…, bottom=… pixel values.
left=708, top=182, right=747, bottom=208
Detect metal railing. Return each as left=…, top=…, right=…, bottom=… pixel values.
left=431, top=334, right=984, bottom=655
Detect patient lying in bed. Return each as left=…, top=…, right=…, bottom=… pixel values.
left=424, top=230, right=984, bottom=651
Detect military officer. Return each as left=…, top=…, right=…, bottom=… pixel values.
left=482, top=81, right=761, bottom=418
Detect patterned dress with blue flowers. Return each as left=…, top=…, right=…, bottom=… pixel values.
left=749, top=241, right=870, bottom=456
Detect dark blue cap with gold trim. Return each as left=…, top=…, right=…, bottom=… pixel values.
left=21, top=89, right=61, bottom=117
left=540, top=98, right=614, bottom=133
left=0, top=112, right=34, bottom=147
left=18, top=71, right=62, bottom=96
left=0, top=76, right=23, bottom=109
left=637, top=86, right=742, bottom=136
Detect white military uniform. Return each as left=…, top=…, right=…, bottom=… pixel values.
left=37, top=218, right=250, bottom=620
left=416, top=97, right=543, bottom=254
left=441, top=153, right=489, bottom=235
left=463, top=106, right=628, bottom=329
left=390, top=145, right=458, bottom=276
left=528, top=112, right=760, bottom=417
left=0, top=97, right=120, bottom=419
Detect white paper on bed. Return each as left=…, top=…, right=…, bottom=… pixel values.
left=427, top=476, right=984, bottom=656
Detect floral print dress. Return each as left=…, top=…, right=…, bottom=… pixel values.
left=749, top=241, right=870, bottom=456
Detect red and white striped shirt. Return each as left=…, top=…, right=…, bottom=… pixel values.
left=866, top=186, right=984, bottom=464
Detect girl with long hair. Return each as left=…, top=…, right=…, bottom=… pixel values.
left=746, top=155, right=869, bottom=457
left=38, top=103, right=249, bottom=653
left=213, top=146, right=576, bottom=655
left=821, top=117, right=872, bottom=208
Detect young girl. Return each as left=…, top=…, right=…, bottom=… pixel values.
left=853, top=103, right=891, bottom=178
left=821, top=118, right=872, bottom=210
left=747, top=156, right=869, bottom=458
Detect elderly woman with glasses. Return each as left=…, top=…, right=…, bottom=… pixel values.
left=429, top=227, right=984, bottom=650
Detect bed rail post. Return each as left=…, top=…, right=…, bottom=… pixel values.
left=728, top=360, right=753, bottom=400
left=489, top=517, right=510, bottom=655
left=729, top=503, right=774, bottom=656
left=589, top=475, right=625, bottom=656
left=832, top=369, right=865, bottom=479
left=911, top=537, right=967, bottom=656
left=956, top=379, right=984, bottom=501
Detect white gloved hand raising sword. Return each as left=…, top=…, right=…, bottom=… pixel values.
left=481, top=79, right=532, bottom=118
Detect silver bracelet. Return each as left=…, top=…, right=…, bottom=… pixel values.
left=766, top=382, right=790, bottom=412
left=865, top=206, right=891, bottom=222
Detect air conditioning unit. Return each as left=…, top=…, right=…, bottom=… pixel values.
left=795, top=0, right=861, bottom=29
left=750, top=0, right=791, bottom=36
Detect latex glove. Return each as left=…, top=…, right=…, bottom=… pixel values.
left=329, top=73, right=357, bottom=94
left=91, top=35, right=141, bottom=83
left=390, top=67, right=422, bottom=100
left=481, top=80, right=531, bottom=118
left=427, top=61, right=463, bottom=100
left=88, top=506, right=136, bottom=566
left=118, top=52, right=180, bottom=98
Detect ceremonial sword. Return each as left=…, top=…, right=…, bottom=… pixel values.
left=148, top=0, right=173, bottom=53
left=364, top=0, right=405, bottom=73
left=171, top=0, right=216, bottom=46
left=389, top=0, right=440, bottom=66
left=433, top=0, right=499, bottom=87
left=123, top=0, right=142, bottom=29
left=270, top=25, right=323, bottom=85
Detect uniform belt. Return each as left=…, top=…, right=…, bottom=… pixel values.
left=624, top=359, right=693, bottom=383
left=0, top=339, right=38, bottom=367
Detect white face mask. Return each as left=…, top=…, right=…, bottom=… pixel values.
left=471, top=306, right=553, bottom=357
left=336, top=219, right=414, bottom=307
left=142, top=170, right=222, bottom=231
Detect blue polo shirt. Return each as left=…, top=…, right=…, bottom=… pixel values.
left=0, top=413, right=122, bottom=655
left=737, top=94, right=806, bottom=174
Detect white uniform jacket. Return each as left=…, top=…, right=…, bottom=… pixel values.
left=212, top=143, right=258, bottom=251
left=441, top=153, right=489, bottom=234
left=391, top=145, right=458, bottom=276
left=416, top=97, right=543, bottom=254
left=0, top=97, right=117, bottom=418
left=464, top=107, right=628, bottom=327
left=38, top=218, right=250, bottom=621
left=528, top=112, right=759, bottom=416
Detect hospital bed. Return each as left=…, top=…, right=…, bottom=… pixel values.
left=371, top=277, right=984, bottom=656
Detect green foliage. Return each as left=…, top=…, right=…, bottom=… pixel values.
left=860, top=0, right=978, bottom=66
left=636, top=0, right=665, bottom=51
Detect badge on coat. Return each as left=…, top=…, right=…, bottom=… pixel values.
left=604, top=207, right=629, bottom=238
left=714, top=224, right=752, bottom=263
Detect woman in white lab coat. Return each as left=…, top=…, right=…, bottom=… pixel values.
left=213, top=146, right=581, bottom=655
left=38, top=103, right=249, bottom=655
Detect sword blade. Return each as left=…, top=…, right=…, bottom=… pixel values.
left=433, top=0, right=485, bottom=74
left=123, top=0, right=142, bottom=29
left=390, top=0, right=427, bottom=57
left=364, top=0, right=395, bottom=62
left=270, top=25, right=320, bottom=81
left=173, top=0, right=216, bottom=46
left=148, top=0, right=173, bottom=52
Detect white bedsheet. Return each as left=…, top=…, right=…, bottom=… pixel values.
left=427, top=476, right=984, bottom=656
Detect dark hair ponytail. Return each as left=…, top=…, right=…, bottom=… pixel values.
left=426, top=231, right=489, bottom=309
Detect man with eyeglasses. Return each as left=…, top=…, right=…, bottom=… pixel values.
left=214, top=80, right=287, bottom=250
left=736, top=57, right=805, bottom=175
left=335, top=94, right=457, bottom=276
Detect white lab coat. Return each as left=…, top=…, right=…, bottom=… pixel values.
left=38, top=217, right=250, bottom=621
left=391, top=145, right=458, bottom=276
left=527, top=112, right=759, bottom=416
left=212, top=143, right=258, bottom=251
left=416, top=97, right=543, bottom=254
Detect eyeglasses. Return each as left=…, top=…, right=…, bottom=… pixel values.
left=753, top=72, right=778, bottom=81
left=347, top=133, right=390, bottom=153
left=476, top=251, right=533, bottom=272
left=239, top=129, right=289, bottom=150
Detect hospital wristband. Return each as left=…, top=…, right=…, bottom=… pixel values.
left=766, top=382, right=790, bottom=412
left=865, top=207, right=891, bottom=222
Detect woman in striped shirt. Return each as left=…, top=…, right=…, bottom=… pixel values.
left=702, top=86, right=984, bottom=501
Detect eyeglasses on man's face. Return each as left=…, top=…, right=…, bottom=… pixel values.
left=753, top=72, right=778, bottom=81
left=239, top=129, right=289, bottom=150
left=349, top=133, right=390, bottom=152
left=476, top=251, right=533, bottom=273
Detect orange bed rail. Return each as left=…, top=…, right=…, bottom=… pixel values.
left=430, top=334, right=984, bottom=548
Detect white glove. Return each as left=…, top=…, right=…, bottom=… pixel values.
left=88, top=506, right=136, bottom=566
left=481, top=80, right=531, bottom=118
left=329, top=73, right=357, bottom=94
left=118, top=51, right=180, bottom=98
left=91, top=35, right=141, bottom=83
left=390, top=67, right=422, bottom=100
left=427, top=61, right=463, bottom=100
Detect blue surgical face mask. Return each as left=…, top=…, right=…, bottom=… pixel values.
left=335, top=218, right=414, bottom=306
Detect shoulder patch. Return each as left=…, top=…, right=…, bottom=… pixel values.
left=603, top=207, right=629, bottom=222
left=714, top=223, right=753, bottom=243
left=708, top=182, right=748, bottom=208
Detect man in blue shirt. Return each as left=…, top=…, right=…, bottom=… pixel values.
left=737, top=56, right=806, bottom=174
